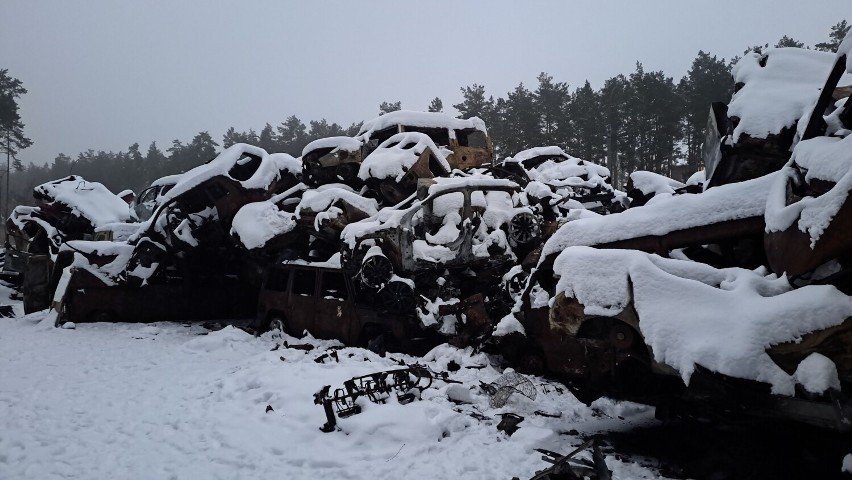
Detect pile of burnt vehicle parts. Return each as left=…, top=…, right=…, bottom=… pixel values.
left=499, top=40, right=852, bottom=430
left=44, top=143, right=301, bottom=324
left=7, top=106, right=634, bottom=359
left=313, top=365, right=433, bottom=432
left=4, top=176, right=133, bottom=312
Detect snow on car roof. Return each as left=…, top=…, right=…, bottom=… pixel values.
left=526, top=158, right=611, bottom=190
left=551, top=246, right=852, bottom=395
left=503, top=146, right=568, bottom=164
left=356, top=110, right=487, bottom=140
left=728, top=47, right=852, bottom=143
left=163, top=144, right=301, bottom=202
left=542, top=172, right=778, bottom=256
left=427, top=177, right=519, bottom=195
left=629, top=171, right=685, bottom=196
left=301, top=136, right=363, bottom=157
left=150, top=174, right=183, bottom=188
left=357, top=132, right=451, bottom=181
left=33, top=176, right=131, bottom=227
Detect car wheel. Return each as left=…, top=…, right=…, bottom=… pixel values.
left=360, top=253, right=393, bottom=289
left=509, top=212, right=540, bottom=246
left=379, top=280, right=416, bottom=314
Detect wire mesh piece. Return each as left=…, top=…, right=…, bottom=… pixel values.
left=488, top=371, right=537, bottom=408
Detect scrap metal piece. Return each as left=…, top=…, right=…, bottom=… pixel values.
left=496, top=413, right=524, bottom=436
left=528, top=438, right=611, bottom=480
left=313, top=365, right=433, bottom=432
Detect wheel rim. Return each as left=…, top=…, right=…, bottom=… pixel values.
left=505, top=271, right=530, bottom=300
left=509, top=212, right=539, bottom=245
left=380, top=281, right=416, bottom=314
left=360, top=254, right=393, bottom=289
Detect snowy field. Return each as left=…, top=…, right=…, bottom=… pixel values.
left=0, top=290, right=667, bottom=479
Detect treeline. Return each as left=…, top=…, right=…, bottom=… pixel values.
left=9, top=21, right=848, bottom=205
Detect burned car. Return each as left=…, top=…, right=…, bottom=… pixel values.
left=341, top=177, right=542, bottom=328
left=301, top=137, right=364, bottom=189
left=301, top=111, right=494, bottom=192
left=130, top=174, right=181, bottom=221
left=703, top=46, right=852, bottom=188
left=497, top=146, right=625, bottom=217
left=49, top=144, right=303, bottom=325
left=357, top=132, right=453, bottom=205
left=251, top=258, right=439, bottom=354
left=5, top=176, right=133, bottom=312
left=230, top=182, right=379, bottom=261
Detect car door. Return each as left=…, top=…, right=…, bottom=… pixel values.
left=22, top=255, right=52, bottom=314
left=287, top=267, right=318, bottom=337
left=313, top=270, right=356, bottom=343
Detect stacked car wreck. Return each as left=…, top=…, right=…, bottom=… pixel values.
left=6, top=38, right=852, bottom=435
left=500, top=40, right=852, bottom=430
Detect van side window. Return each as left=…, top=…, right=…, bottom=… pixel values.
left=266, top=268, right=289, bottom=292
left=321, top=272, right=348, bottom=300
left=292, top=270, right=316, bottom=296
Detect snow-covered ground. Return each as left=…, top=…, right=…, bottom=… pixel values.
left=0, top=296, right=667, bottom=479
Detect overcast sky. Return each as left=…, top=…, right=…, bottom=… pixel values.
left=1, top=0, right=848, bottom=165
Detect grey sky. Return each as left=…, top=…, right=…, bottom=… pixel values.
left=1, top=0, right=848, bottom=165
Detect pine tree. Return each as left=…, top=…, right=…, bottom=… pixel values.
left=678, top=51, right=734, bottom=168
left=502, top=82, right=539, bottom=156
left=453, top=84, right=493, bottom=119
left=815, top=20, right=850, bottom=52
left=259, top=123, right=276, bottom=152
left=379, top=101, right=402, bottom=115
left=277, top=115, right=308, bottom=156
left=427, top=97, right=443, bottom=113
left=533, top=72, right=570, bottom=147
left=0, top=69, right=33, bottom=216
left=599, top=74, right=630, bottom=186
left=567, top=81, right=606, bottom=162
left=775, top=36, right=805, bottom=48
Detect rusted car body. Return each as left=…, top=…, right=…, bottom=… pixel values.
left=55, top=265, right=256, bottom=324
left=301, top=137, right=364, bottom=189
left=253, top=262, right=438, bottom=354
left=764, top=50, right=852, bottom=285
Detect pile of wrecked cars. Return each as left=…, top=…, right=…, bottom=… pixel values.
left=496, top=41, right=852, bottom=431
left=5, top=37, right=852, bottom=436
